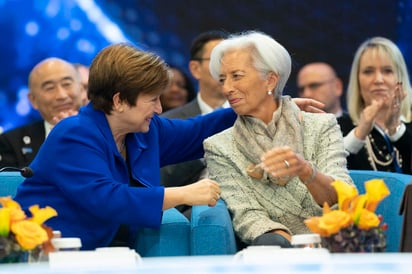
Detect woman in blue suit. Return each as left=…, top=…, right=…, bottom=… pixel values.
left=14, top=43, right=234, bottom=250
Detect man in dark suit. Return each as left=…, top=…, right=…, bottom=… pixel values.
left=160, top=31, right=229, bottom=217
left=0, top=58, right=84, bottom=168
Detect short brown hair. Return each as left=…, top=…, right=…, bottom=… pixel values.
left=88, top=43, right=170, bottom=114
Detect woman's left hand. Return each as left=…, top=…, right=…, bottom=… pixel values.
left=384, top=82, right=406, bottom=134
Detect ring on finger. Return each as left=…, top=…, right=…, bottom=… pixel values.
left=284, top=160, right=290, bottom=169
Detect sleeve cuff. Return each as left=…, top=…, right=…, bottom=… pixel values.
left=388, top=123, right=406, bottom=142
left=344, top=129, right=365, bottom=154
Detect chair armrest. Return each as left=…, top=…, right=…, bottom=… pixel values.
left=0, top=171, right=25, bottom=197
left=190, top=199, right=237, bottom=255
left=349, top=170, right=412, bottom=252
left=134, top=208, right=190, bottom=257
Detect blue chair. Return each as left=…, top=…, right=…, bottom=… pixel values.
left=135, top=208, right=190, bottom=256
left=349, top=170, right=412, bottom=252
left=0, top=171, right=24, bottom=197
left=0, top=171, right=190, bottom=257
left=190, top=199, right=237, bottom=255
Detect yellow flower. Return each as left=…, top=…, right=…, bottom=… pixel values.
left=29, top=205, right=58, bottom=225
left=11, top=220, right=48, bottom=250
left=364, top=179, right=390, bottom=212
left=0, top=207, right=11, bottom=236
left=0, top=196, right=26, bottom=222
left=331, top=180, right=358, bottom=210
left=350, top=194, right=368, bottom=225
left=357, top=209, right=380, bottom=230
left=305, top=179, right=390, bottom=236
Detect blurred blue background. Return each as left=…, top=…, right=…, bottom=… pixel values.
left=0, top=0, right=411, bottom=133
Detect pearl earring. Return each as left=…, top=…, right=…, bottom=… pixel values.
left=267, top=90, right=272, bottom=95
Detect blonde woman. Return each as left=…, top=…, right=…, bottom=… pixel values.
left=338, top=37, right=412, bottom=174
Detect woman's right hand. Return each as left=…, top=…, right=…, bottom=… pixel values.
left=355, top=99, right=384, bottom=140
left=182, top=179, right=222, bottom=207
left=163, top=179, right=221, bottom=210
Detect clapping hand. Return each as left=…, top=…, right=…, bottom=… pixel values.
left=51, top=109, right=79, bottom=125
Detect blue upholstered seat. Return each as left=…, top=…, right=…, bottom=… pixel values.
left=190, top=199, right=237, bottom=255
left=0, top=171, right=24, bottom=197
left=135, top=208, right=190, bottom=256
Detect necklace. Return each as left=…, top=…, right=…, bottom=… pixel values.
left=365, top=133, right=402, bottom=171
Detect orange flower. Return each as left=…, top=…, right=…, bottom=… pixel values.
left=11, top=220, right=48, bottom=250
left=318, top=210, right=352, bottom=237
left=357, top=209, right=380, bottom=230
left=304, top=217, right=326, bottom=236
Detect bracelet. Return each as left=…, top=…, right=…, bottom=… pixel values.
left=303, top=162, right=317, bottom=185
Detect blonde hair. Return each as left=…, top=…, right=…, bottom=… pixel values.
left=347, top=37, right=412, bottom=124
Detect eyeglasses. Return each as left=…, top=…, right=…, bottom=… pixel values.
left=298, top=78, right=335, bottom=93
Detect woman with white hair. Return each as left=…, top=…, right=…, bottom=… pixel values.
left=338, top=37, right=412, bottom=174
left=203, top=31, right=353, bottom=248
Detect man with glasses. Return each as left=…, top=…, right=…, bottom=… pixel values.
left=297, top=62, right=348, bottom=118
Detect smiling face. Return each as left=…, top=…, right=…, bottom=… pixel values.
left=218, top=49, right=278, bottom=123
left=28, top=58, right=83, bottom=124
left=120, top=91, right=162, bottom=133
left=358, top=48, right=399, bottom=107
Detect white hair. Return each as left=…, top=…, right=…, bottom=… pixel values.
left=209, top=31, right=291, bottom=97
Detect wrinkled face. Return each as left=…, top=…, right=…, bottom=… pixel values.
left=160, top=68, right=189, bottom=111
left=29, top=60, right=83, bottom=124
left=218, top=49, right=276, bottom=121
left=297, top=65, right=341, bottom=113
left=358, top=48, right=398, bottom=107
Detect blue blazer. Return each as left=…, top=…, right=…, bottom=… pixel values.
left=14, top=104, right=236, bottom=250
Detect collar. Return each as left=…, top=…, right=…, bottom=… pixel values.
left=44, top=120, right=53, bottom=138
left=197, top=92, right=230, bottom=115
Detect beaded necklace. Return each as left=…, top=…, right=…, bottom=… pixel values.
left=364, top=128, right=402, bottom=172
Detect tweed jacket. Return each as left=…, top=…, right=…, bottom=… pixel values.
left=204, top=111, right=353, bottom=244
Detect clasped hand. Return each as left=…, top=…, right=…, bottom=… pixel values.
left=260, top=146, right=309, bottom=182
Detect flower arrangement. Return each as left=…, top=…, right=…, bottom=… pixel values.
left=304, top=179, right=390, bottom=253
left=0, top=196, right=57, bottom=263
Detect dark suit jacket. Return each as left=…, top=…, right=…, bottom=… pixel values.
left=0, top=120, right=45, bottom=168
left=160, top=99, right=206, bottom=187
left=338, top=114, right=412, bottom=174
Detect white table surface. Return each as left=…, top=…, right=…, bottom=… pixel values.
left=1, top=252, right=412, bottom=273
